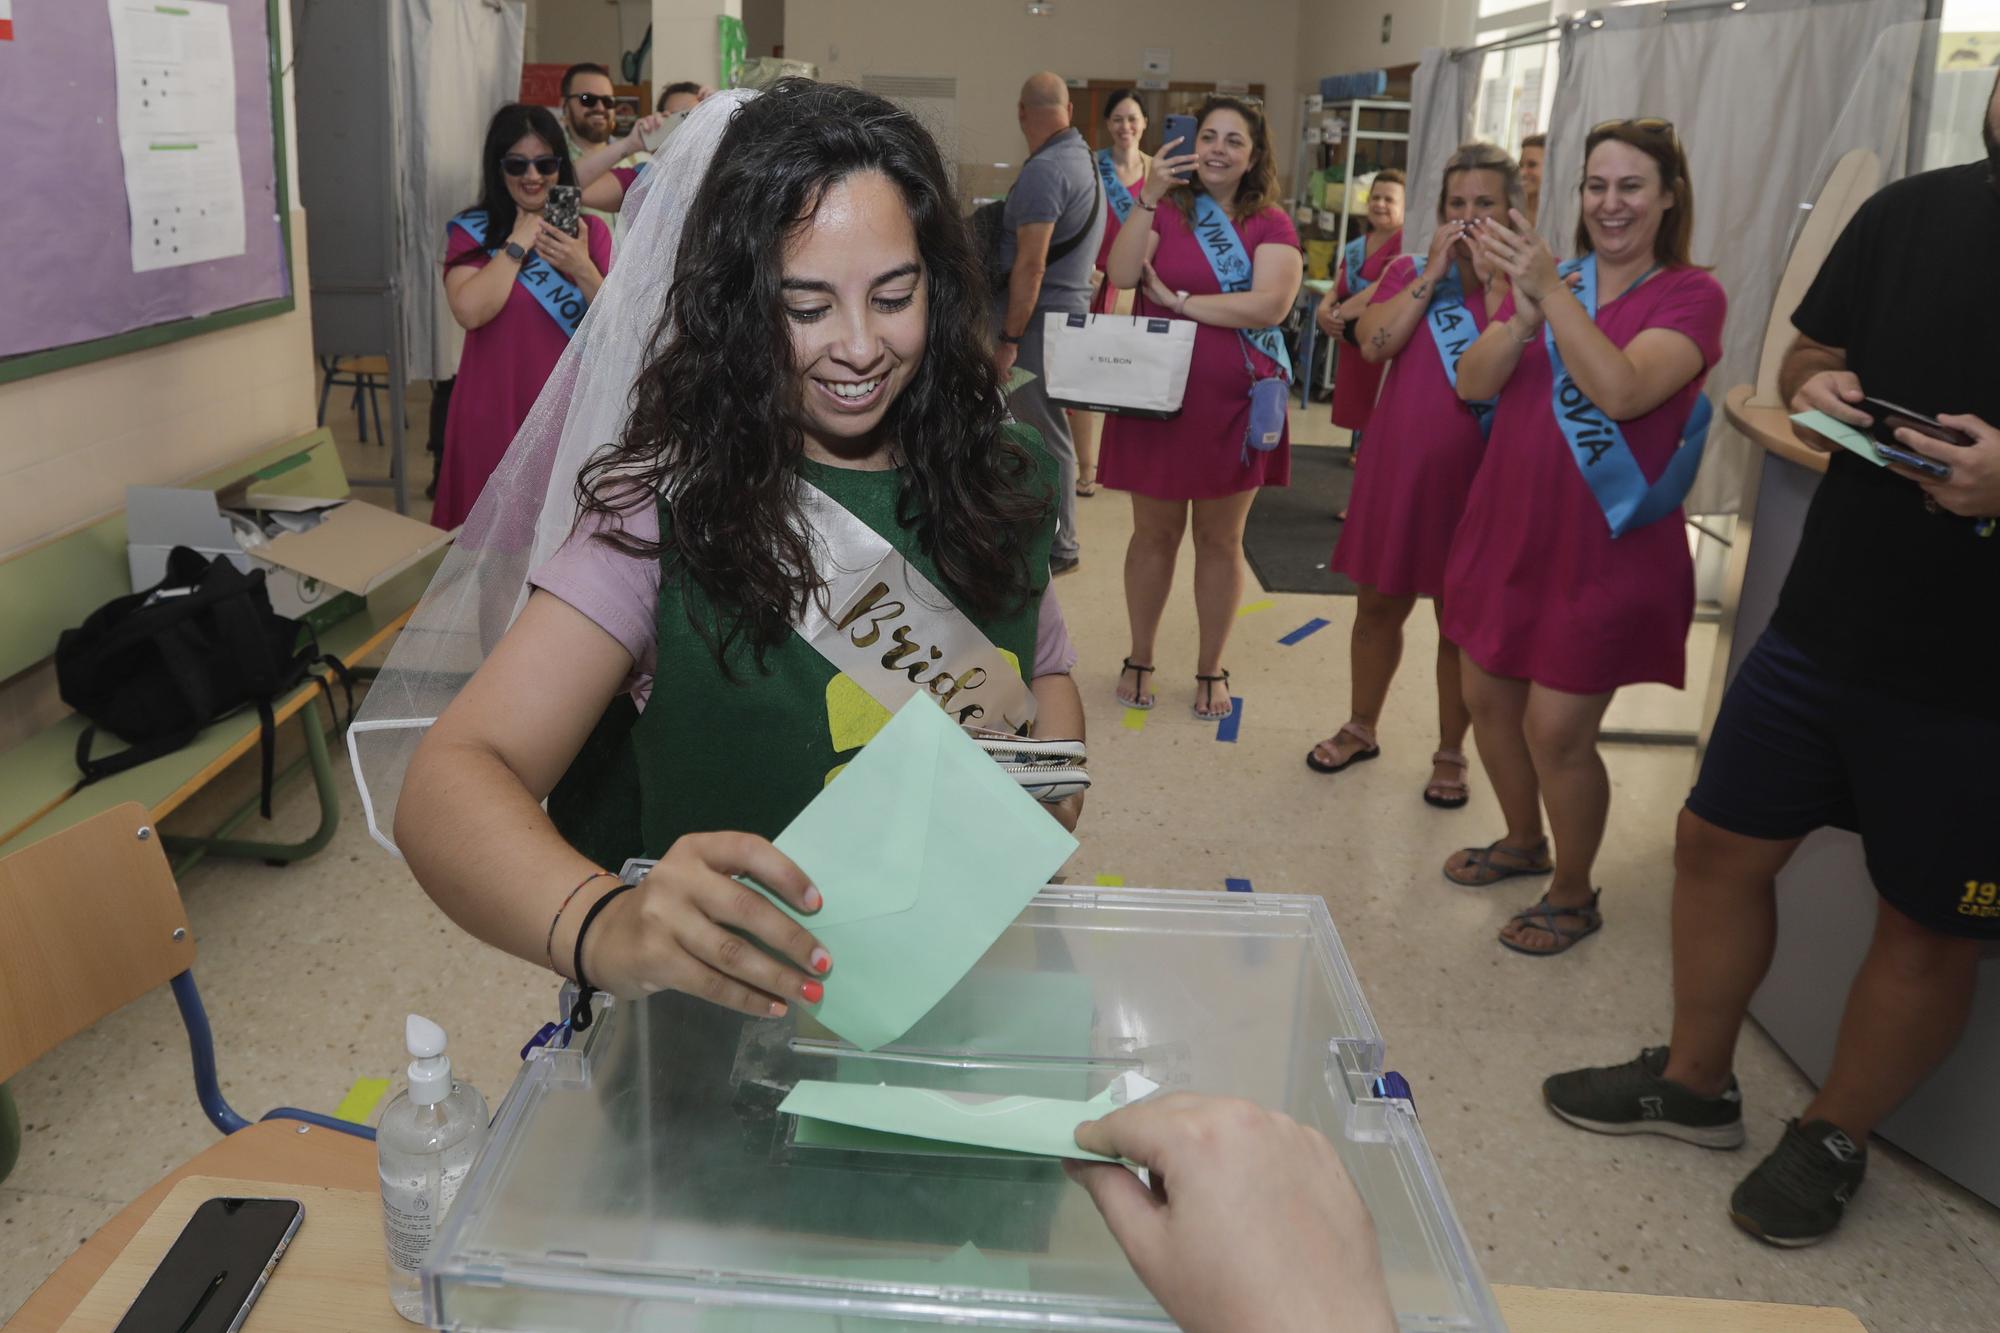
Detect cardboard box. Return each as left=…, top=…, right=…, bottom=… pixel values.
left=126, top=457, right=450, bottom=636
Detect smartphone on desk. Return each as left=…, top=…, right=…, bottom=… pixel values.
left=1862, top=396, right=1971, bottom=480
left=1161, top=114, right=1199, bottom=178
left=112, top=1196, right=303, bottom=1333
left=544, top=185, right=581, bottom=237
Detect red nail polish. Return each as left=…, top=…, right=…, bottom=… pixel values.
left=801, top=980, right=824, bottom=1004
left=811, top=948, right=832, bottom=974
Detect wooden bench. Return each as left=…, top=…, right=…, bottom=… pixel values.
left=0, top=427, right=444, bottom=872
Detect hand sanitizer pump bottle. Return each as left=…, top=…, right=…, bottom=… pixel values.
left=378, top=1014, right=489, bottom=1322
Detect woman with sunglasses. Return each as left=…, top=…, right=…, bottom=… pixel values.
left=1440, top=119, right=1726, bottom=956
left=434, top=103, right=612, bottom=531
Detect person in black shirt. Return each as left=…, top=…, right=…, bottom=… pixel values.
left=1543, top=72, right=2000, bottom=1248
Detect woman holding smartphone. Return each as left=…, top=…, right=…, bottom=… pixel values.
left=434, top=103, right=610, bottom=531
left=1311, top=144, right=1520, bottom=810
left=1441, top=120, right=1726, bottom=955
left=1072, top=90, right=1153, bottom=498
left=1097, top=96, right=1303, bottom=718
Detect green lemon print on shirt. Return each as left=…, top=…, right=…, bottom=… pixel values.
left=822, top=650, right=1022, bottom=785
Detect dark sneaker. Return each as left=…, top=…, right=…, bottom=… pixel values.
left=1542, top=1046, right=1746, bottom=1149
left=1730, top=1118, right=1867, bottom=1247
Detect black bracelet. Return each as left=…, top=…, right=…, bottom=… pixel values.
left=569, top=882, right=634, bottom=1031
left=998, top=331, right=1023, bottom=345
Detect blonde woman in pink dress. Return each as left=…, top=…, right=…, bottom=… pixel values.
left=1310, top=144, right=1522, bottom=810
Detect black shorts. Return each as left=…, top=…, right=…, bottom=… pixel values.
left=1687, top=627, right=2000, bottom=939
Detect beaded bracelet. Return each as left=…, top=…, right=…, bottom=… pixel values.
left=545, top=870, right=615, bottom=970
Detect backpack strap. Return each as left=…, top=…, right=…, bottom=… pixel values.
left=74, top=723, right=201, bottom=787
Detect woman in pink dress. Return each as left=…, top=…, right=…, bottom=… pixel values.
left=1442, top=121, right=1727, bottom=956
left=1099, top=97, right=1304, bottom=719
left=434, top=104, right=612, bottom=531
left=1073, top=90, right=1152, bottom=498
left=1318, top=171, right=1406, bottom=475
left=1311, top=144, right=1521, bottom=809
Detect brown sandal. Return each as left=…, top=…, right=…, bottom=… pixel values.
left=1306, top=721, right=1379, bottom=774
left=1424, top=749, right=1471, bottom=809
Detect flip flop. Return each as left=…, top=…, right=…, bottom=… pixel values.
left=1193, top=670, right=1232, bottom=721
left=1116, top=658, right=1156, bottom=711
left=1306, top=721, right=1379, bottom=773
left=1444, top=837, right=1553, bottom=888
left=1499, top=890, right=1603, bottom=957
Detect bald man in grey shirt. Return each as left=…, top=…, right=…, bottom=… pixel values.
left=995, top=71, right=1105, bottom=575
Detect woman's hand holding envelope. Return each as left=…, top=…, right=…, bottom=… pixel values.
left=581, top=831, right=833, bottom=1019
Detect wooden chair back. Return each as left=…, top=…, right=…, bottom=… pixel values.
left=0, top=802, right=196, bottom=1083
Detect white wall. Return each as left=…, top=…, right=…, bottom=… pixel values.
left=1296, top=0, right=1478, bottom=90
left=785, top=0, right=1304, bottom=182
left=525, top=0, right=650, bottom=70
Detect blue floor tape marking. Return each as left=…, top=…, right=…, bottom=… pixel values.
left=1225, top=877, right=1253, bottom=893
left=1214, top=697, right=1243, bottom=743
left=1278, top=617, right=1331, bottom=646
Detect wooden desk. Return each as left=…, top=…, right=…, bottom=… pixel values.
left=1725, top=383, right=1832, bottom=476
left=8, top=1120, right=1866, bottom=1332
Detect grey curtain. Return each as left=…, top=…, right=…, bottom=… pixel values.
left=1540, top=0, right=1926, bottom=515
left=1404, top=48, right=1484, bottom=255
left=393, top=0, right=527, bottom=381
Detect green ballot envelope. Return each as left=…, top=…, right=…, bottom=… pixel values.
left=762, top=693, right=1079, bottom=1051
left=779, top=1071, right=1160, bottom=1163
left=1790, top=409, right=1885, bottom=465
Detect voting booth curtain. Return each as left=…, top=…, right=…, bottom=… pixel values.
left=1407, top=0, right=1926, bottom=515
left=391, top=0, right=527, bottom=382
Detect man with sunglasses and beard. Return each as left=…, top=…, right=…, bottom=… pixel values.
left=560, top=62, right=646, bottom=242
left=1544, top=73, right=2000, bottom=1247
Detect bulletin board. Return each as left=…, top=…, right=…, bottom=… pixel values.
left=0, top=0, right=291, bottom=384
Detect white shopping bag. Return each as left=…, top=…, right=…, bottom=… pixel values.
left=1040, top=311, right=1196, bottom=418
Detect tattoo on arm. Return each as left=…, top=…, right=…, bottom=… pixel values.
left=1368, top=327, right=1391, bottom=351
left=1411, top=280, right=1433, bottom=301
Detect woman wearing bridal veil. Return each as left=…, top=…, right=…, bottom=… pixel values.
left=351, top=81, right=1085, bottom=1023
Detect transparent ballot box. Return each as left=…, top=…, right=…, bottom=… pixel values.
left=427, top=888, right=1503, bottom=1331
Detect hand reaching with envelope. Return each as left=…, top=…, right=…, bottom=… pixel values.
left=579, top=832, right=832, bottom=1019
left=1065, top=1095, right=1397, bottom=1333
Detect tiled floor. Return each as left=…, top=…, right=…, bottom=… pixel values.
left=4, top=397, right=1996, bottom=1330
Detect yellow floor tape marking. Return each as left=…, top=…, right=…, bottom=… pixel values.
left=335, top=1076, right=391, bottom=1124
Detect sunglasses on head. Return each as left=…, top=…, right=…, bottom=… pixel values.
left=501, top=154, right=563, bottom=177
left=567, top=92, right=615, bottom=110
left=1590, top=116, right=1675, bottom=138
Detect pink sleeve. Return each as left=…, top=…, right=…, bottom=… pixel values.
left=1651, top=269, right=1728, bottom=370
left=1369, top=254, right=1419, bottom=306
left=443, top=220, right=488, bottom=270
left=1254, top=206, right=1302, bottom=251
left=588, top=216, right=614, bottom=274
left=611, top=166, right=640, bottom=192
left=1032, top=586, right=1078, bottom=677
left=527, top=499, right=660, bottom=705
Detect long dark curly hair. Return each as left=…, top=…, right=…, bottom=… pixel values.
left=577, top=79, right=1048, bottom=671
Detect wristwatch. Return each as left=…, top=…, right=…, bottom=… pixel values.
left=503, top=241, right=528, bottom=262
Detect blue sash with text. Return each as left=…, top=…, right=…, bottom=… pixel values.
left=1095, top=150, right=1136, bottom=226
left=1406, top=258, right=1495, bottom=437
left=1190, top=193, right=1292, bottom=379
left=1342, top=235, right=1368, bottom=293
left=449, top=210, right=588, bottom=339
left=1544, top=255, right=1712, bottom=538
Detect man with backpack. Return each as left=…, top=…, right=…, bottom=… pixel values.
left=993, top=71, right=1105, bottom=576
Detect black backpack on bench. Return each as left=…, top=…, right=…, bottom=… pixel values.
left=54, top=545, right=354, bottom=818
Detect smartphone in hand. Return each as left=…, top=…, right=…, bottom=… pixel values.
left=641, top=110, right=688, bottom=154
left=545, top=185, right=581, bottom=237
left=1861, top=396, right=1969, bottom=480
left=1162, top=114, right=1199, bottom=180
